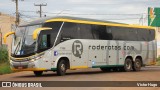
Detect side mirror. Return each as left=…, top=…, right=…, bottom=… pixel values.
left=32, top=27, right=52, bottom=40
left=3, top=32, right=15, bottom=43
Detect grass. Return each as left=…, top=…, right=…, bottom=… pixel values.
left=156, top=60, right=160, bottom=66
left=0, top=45, right=13, bottom=75
left=156, top=57, right=160, bottom=66
left=0, top=62, right=13, bottom=75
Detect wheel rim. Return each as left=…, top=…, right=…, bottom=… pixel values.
left=126, top=61, right=131, bottom=70
left=135, top=61, right=141, bottom=69
left=61, top=64, right=65, bottom=72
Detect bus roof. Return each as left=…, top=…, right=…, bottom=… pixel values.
left=19, top=16, right=155, bottom=29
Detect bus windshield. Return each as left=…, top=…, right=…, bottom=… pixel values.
left=11, top=22, right=63, bottom=57
left=11, top=25, right=41, bottom=57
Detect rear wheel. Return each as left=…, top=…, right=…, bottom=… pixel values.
left=33, top=71, right=43, bottom=76
left=124, top=58, right=133, bottom=72
left=57, top=60, right=67, bottom=76
left=133, top=58, right=142, bottom=71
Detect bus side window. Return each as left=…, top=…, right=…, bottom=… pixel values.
left=105, top=27, right=113, bottom=40
left=40, top=34, right=51, bottom=50
left=137, top=29, right=149, bottom=41
left=78, top=24, right=93, bottom=39
left=91, top=25, right=100, bottom=39
left=149, top=30, right=155, bottom=41
left=60, top=22, right=78, bottom=42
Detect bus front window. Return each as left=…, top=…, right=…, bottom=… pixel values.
left=12, top=25, right=41, bottom=57
left=11, top=22, right=63, bottom=57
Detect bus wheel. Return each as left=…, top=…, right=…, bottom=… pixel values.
left=100, top=67, right=111, bottom=72
left=133, top=58, right=142, bottom=71
left=57, top=60, right=66, bottom=76
left=33, top=71, right=43, bottom=76
left=124, top=58, right=133, bottom=72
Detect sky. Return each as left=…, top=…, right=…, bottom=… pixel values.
left=0, top=0, right=160, bottom=25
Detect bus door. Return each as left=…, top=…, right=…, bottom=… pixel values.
left=38, top=31, right=53, bottom=69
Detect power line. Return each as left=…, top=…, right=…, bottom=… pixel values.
left=20, top=15, right=142, bottom=20
left=19, top=10, right=145, bottom=16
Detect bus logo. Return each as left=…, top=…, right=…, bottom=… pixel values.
left=72, top=40, right=83, bottom=57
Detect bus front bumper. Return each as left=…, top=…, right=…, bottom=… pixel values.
left=10, top=61, right=46, bottom=71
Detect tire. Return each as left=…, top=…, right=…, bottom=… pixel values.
left=33, top=71, right=43, bottom=76
left=57, top=60, right=67, bottom=76
left=100, top=67, right=111, bottom=72
left=133, top=58, right=142, bottom=71
left=124, top=58, right=133, bottom=72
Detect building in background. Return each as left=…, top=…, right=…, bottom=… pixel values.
left=0, top=12, right=16, bottom=52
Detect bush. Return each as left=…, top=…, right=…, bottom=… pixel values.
left=157, top=56, right=160, bottom=61
left=0, top=45, right=9, bottom=63
left=0, top=63, right=13, bottom=75
left=156, top=56, right=160, bottom=66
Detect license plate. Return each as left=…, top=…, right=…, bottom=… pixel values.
left=18, top=67, right=23, bottom=69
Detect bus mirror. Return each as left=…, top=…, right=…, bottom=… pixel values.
left=3, top=31, right=15, bottom=44
left=32, top=27, right=52, bottom=40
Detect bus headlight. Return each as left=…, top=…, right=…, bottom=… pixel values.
left=30, top=59, right=36, bottom=62
left=30, top=53, right=44, bottom=62
left=35, top=56, right=43, bottom=60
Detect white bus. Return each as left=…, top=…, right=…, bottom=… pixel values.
left=4, top=16, right=156, bottom=76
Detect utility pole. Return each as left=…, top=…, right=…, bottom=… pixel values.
left=15, top=0, right=19, bottom=26
left=12, top=0, right=24, bottom=26
left=34, top=3, right=47, bottom=18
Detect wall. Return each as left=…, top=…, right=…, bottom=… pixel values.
left=0, top=13, right=16, bottom=53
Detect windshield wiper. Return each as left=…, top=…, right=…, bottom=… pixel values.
left=14, top=39, right=21, bottom=55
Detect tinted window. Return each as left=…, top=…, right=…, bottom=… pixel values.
left=37, top=22, right=62, bottom=52
left=77, top=24, right=93, bottom=39
left=60, top=22, right=79, bottom=42
left=38, top=30, right=53, bottom=52
left=91, top=25, right=99, bottom=39
left=91, top=26, right=138, bottom=41
left=59, top=22, right=94, bottom=43
left=112, top=27, right=137, bottom=41
left=137, top=29, right=149, bottom=41
left=91, top=25, right=107, bottom=39
left=148, top=29, right=155, bottom=41
left=56, top=22, right=155, bottom=42
left=39, top=34, right=51, bottom=50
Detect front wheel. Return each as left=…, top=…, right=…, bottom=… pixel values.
left=33, top=71, right=43, bottom=76
left=57, top=60, right=67, bottom=76
left=124, top=58, right=133, bottom=72
left=133, top=58, right=142, bottom=71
